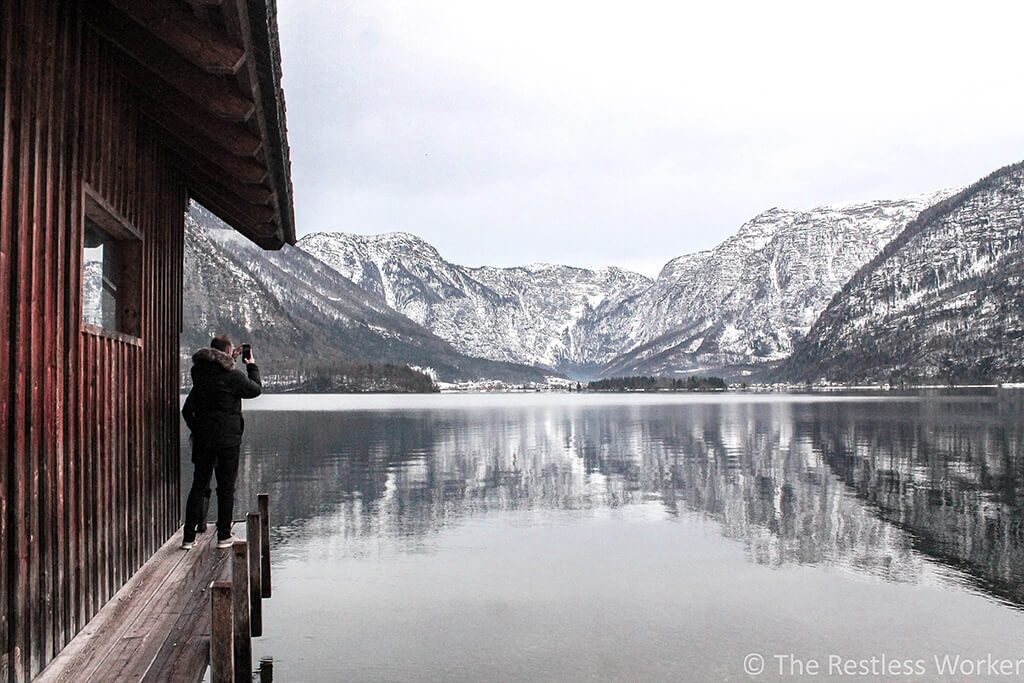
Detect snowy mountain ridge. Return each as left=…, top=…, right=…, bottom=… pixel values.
left=184, top=167, right=1024, bottom=385
left=298, top=231, right=652, bottom=370
left=787, top=162, right=1024, bottom=383
left=586, top=190, right=956, bottom=377
left=299, top=189, right=954, bottom=376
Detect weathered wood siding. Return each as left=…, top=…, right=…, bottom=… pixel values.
left=2, top=3, right=186, bottom=681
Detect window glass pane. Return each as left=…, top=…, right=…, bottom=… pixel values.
left=83, top=218, right=121, bottom=331
left=82, top=197, right=141, bottom=337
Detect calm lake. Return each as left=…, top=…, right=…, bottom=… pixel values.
left=184, top=392, right=1024, bottom=681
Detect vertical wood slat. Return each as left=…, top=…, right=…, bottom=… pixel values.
left=122, top=340, right=130, bottom=586
left=147, top=139, right=158, bottom=542
left=0, top=0, right=15, bottom=678
left=37, top=0, right=53, bottom=663
left=112, top=344, right=119, bottom=594
left=53, top=0, right=69, bottom=657
left=30, top=2, right=47, bottom=663
left=95, top=337, right=104, bottom=613
left=135, top=318, right=144, bottom=570
left=258, top=494, right=271, bottom=598
left=143, top=136, right=155, bottom=551
left=154, top=160, right=163, bottom=537
left=81, top=332, right=90, bottom=633
left=231, top=542, right=251, bottom=683
left=145, top=154, right=155, bottom=557
left=40, top=0, right=60, bottom=661
left=112, top=343, right=120, bottom=595
left=52, top=0, right=71, bottom=653
left=110, top=341, right=117, bottom=597
left=107, top=339, right=115, bottom=601
left=86, top=334, right=97, bottom=624
left=99, top=338, right=108, bottom=609
left=13, top=4, right=36, bottom=679
left=68, top=10, right=85, bottom=640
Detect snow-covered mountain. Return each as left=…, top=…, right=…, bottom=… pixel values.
left=298, top=191, right=951, bottom=377
left=185, top=166, right=1024, bottom=385
left=297, top=231, right=651, bottom=370
left=589, top=191, right=954, bottom=377
left=181, top=207, right=548, bottom=384
left=787, top=162, right=1024, bottom=383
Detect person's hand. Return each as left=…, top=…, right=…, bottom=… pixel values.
left=244, top=349, right=255, bottom=365
left=231, top=346, right=242, bottom=359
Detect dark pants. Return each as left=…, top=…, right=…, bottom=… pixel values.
left=183, top=445, right=240, bottom=541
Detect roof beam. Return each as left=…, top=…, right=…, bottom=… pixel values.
left=83, top=1, right=255, bottom=121
left=145, top=106, right=269, bottom=185
left=172, top=152, right=278, bottom=225
left=111, top=55, right=263, bottom=157
left=106, top=0, right=245, bottom=75
left=189, top=182, right=277, bottom=228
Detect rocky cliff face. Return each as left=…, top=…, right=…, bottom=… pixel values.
left=786, top=162, right=1024, bottom=383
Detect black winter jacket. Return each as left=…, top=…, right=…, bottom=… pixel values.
left=182, top=347, right=262, bottom=452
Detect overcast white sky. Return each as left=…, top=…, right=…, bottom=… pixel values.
left=277, top=0, right=1024, bottom=276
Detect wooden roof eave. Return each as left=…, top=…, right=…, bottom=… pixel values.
left=244, top=0, right=296, bottom=247
left=82, top=0, right=295, bottom=250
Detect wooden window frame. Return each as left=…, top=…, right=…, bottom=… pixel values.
left=81, top=184, right=144, bottom=345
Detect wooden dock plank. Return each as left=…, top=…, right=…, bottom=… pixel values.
left=140, top=554, right=232, bottom=683
left=33, top=531, right=190, bottom=683
left=34, top=529, right=217, bottom=683
left=32, top=498, right=272, bottom=683
left=90, top=534, right=229, bottom=682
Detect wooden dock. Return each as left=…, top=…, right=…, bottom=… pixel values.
left=34, top=494, right=273, bottom=683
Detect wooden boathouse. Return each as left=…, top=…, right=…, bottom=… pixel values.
left=1, top=1, right=295, bottom=680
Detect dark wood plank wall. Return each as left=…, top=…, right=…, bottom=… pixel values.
left=2, top=3, right=187, bottom=681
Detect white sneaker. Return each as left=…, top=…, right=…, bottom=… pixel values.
left=216, top=535, right=241, bottom=549
left=181, top=540, right=195, bottom=550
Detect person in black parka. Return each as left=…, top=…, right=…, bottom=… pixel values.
left=181, top=334, right=262, bottom=549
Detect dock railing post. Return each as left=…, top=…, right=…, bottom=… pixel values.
left=247, top=513, right=263, bottom=637
left=258, top=493, right=271, bottom=598
left=259, top=657, right=274, bottom=683
left=231, top=541, right=251, bottom=683
left=210, top=581, right=234, bottom=683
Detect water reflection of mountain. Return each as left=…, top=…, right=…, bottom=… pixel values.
left=805, top=396, right=1024, bottom=607
left=230, top=394, right=1024, bottom=607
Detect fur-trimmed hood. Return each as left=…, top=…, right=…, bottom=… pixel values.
left=192, top=347, right=235, bottom=371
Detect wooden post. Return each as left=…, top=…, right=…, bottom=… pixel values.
left=210, top=581, right=233, bottom=683
left=246, top=512, right=262, bottom=637
left=231, top=541, right=251, bottom=683
left=258, top=493, right=271, bottom=598
left=258, top=657, right=274, bottom=683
